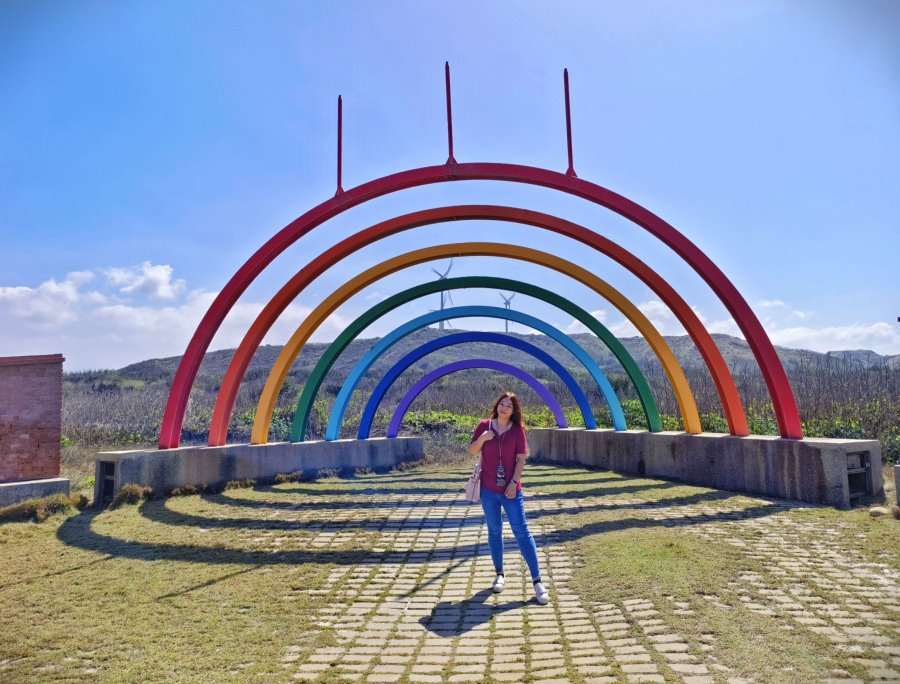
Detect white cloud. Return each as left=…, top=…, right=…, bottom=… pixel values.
left=103, top=261, right=185, bottom=299
left=0, top=272, right=92, bottom=329
left=564, top=309, right=607, bottom=334
left=706, top=317, right=742, bottom=336
left=791, top=309, right=815, bottom=320
left=768, top=322, right=900, bottom=354
left=0, top=260, right=358, bottom=369
left=758, top=299, right=786, bottom=308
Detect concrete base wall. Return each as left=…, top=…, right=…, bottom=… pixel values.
left=529, top=428, right=883, bottom=508
left=0, top=477, right=70, bottom=508
left=94, top=438, right=424, bottom=506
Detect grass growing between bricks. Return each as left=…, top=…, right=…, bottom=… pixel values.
left=1, top=463, right=898, bottom=683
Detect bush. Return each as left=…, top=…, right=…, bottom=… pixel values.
left=169, top=483, right=205, bottom=497
left=0, top=493, right=75, bottom=523
left=110, top=483, right=153, bottom=509
left=223, top=478, right=256, bottom=491
left=274, top=471, right=306, bottom=484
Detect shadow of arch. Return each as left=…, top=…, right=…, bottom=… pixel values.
left=55, top=487, right=796, bottom=569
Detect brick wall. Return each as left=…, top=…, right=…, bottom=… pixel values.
left=0, top=354, right=64, bottom=483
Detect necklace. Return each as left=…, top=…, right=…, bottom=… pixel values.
left=492, top=419, right=512, bottom=435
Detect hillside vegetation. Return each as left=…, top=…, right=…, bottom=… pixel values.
left=62, top=331, right=900, bottom=468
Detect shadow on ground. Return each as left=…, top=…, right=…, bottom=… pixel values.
left=55, top=464, right=798, bottom=570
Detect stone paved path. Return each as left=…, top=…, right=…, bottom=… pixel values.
left=274, top=469, right=900, bottom=684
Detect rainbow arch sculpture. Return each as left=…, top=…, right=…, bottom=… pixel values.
left=206, top=207, right=741, bottom=446
left=158, top=69, right=803, bottom=449
left=357, top=331, right=598, bottom=438
left=249, top=247, right=705, bottom=443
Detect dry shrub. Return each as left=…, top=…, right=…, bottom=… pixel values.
left=392, top=459, right=422, bottom=473
left=316, top=468, right=339, bottom=479
left=0, top=493, right=75, bottom=523
left=274, top=471, right=306, bottom=484
left=71, top=493, right=90, bottom=510
left=110, top=483, right=153, bottom=509
left=354, top=467, right=373, bottom=477
left=169, top=483, right=205, bottom=497
left=223, top=478, right=256, bottom=491
left=892, top=506, right=900, bottom=521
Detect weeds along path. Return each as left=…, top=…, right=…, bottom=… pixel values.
left=1, top=463, right=898, bottom=683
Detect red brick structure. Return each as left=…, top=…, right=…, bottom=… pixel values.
left=0, top=354, right=64, bottom=483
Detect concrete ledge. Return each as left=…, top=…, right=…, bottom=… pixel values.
left=0, top=477, right=70, bottom=508
left=529, top=428, right=883, bottom=508
left=894, top=464, right=900, bottom=507
left=94, top=437, right=424, bottom=506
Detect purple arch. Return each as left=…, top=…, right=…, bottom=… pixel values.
left=386, top=359, right=567, bottom=438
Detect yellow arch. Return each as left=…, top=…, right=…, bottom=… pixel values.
left=252, top=243, right=702, bottom=443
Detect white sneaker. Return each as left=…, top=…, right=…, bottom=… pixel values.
left=534, top=581, right=550, bottom=604
left=492, top=574, right=505, bottom=593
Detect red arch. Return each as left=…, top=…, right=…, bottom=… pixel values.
left=206, top=206, right=748, bottom=445
left=159, top=163, right=801, bottom=448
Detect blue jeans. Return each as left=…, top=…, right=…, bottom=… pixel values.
left=480, top=488, right=541, bottom=581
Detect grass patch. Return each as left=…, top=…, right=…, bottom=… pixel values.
left=571, top=526, right=755, bottom=603
left=0, top=493, right=81, bottom=524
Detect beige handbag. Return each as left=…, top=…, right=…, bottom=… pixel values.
left=464, top=453, right=482, bottom=503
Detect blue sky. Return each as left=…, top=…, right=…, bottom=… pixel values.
left=1, top=1, right=898, bottom=370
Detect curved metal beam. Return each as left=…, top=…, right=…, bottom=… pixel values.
left=295, top=305, right=625, bottom=441
left=160, top=164, right=798, bottom=449
left=357, top=331, right=596, bottom=438
left=248, top=245, right=682, bottom=443
left=386, top=360, right=567, bottom=438
left=206, top=208, right=745, bottom=447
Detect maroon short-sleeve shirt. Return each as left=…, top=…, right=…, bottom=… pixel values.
left=470, top=419, right=527, bottom=494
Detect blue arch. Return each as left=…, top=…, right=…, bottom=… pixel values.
left=357, top=331, right=596, bottom=438
left=388, top=359, right=568, bottom=437
left=321, top=305, right=626, bottom=441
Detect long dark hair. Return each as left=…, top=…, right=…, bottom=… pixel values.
left=489, top=391, right=524, bottom=427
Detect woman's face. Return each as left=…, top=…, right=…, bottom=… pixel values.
left=496, top=397, right=514, bottom=419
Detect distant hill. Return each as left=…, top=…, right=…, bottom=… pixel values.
left=95, top=332, right=897, bottom=386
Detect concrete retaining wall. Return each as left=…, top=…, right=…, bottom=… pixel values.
left=0, top=477, right=70, bottom=508
left=94, top=437, right=424, bottom=506
left=529, top=428, right=883, bottom=508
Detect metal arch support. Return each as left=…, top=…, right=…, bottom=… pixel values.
left=205, top=208, right=742, bottom=448
left=358, top=331, right=596, bottom=439
left=161, top=164, right=798, bottom=448
left=247, top=247, right=683, bottom=444
left=387, top=360, right=567, bottom=438
left=304, top=305, right=624, bottom=443
left=250, top=250, right=690, bottom=444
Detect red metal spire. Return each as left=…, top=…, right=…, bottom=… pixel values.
left=445, top=62, right=457, bottom=165
left=335, top=95, right=344, bottom=196
left=564, top=69, right=577, bottom=177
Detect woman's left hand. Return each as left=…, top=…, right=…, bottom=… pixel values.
left=505, top=481, right=518, bottom=499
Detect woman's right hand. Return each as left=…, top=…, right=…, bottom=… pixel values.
left=480, top=431, right=494, bottom=442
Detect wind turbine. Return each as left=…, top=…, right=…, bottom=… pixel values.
left=431, top=259, right=454, bottom=331
left=499, top=292, right=516, bottom=333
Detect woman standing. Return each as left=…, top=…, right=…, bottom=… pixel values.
left=468, top=391, right=549, bottom=605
